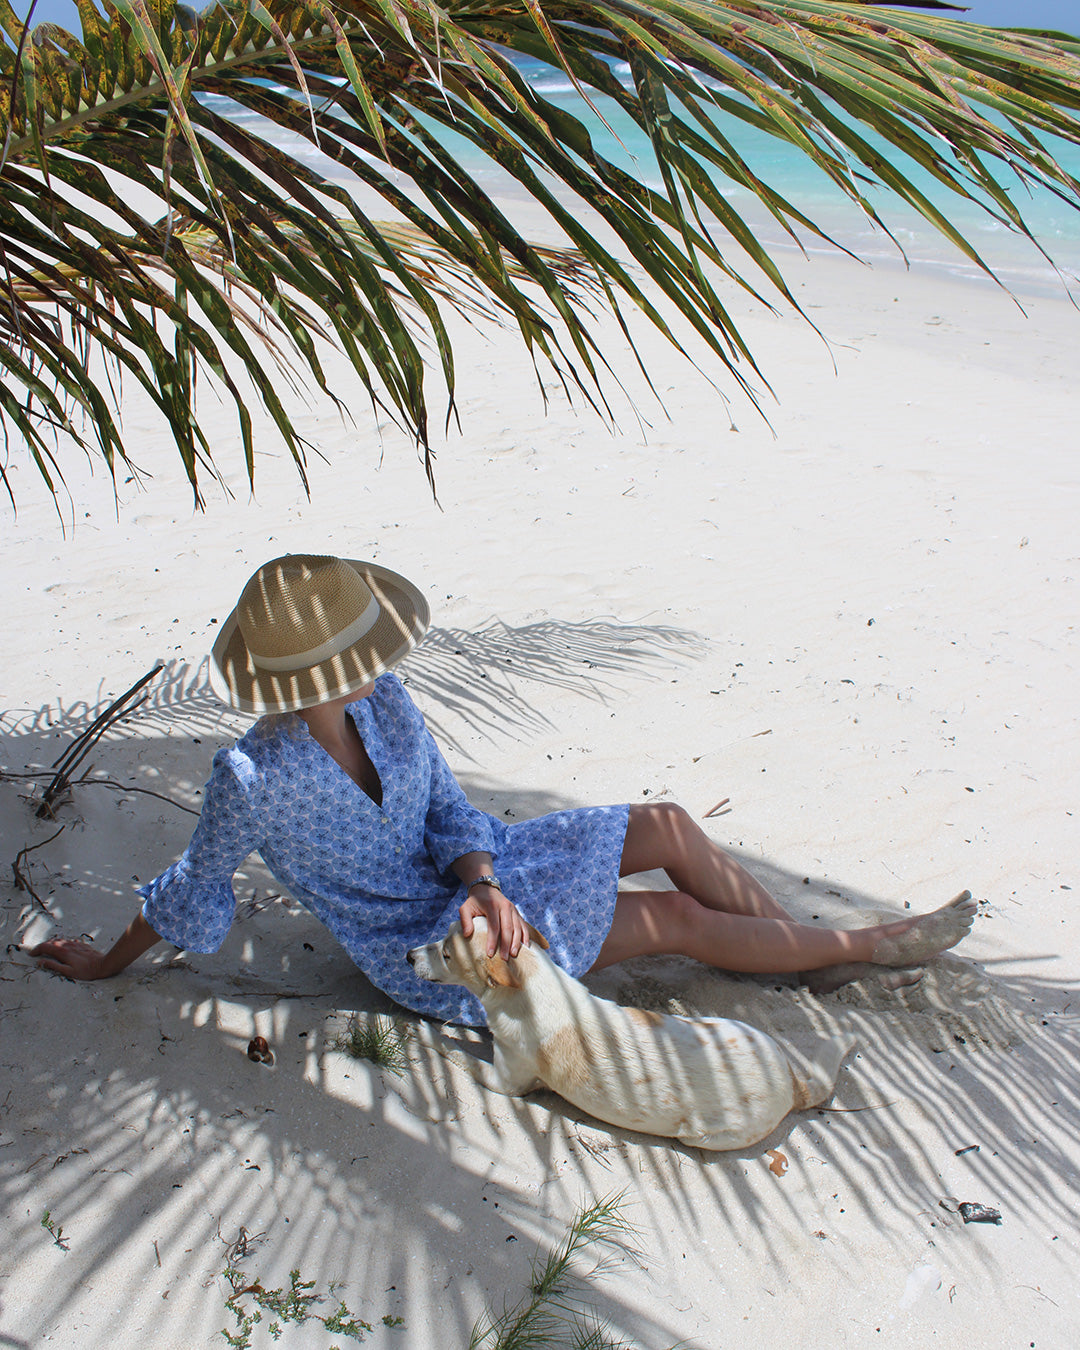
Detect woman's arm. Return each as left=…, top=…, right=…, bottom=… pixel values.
left=139, top=746, right=260, bottom=955
left=452, top=851, right=528, bottom=961
left=32, top=745, right=260, bottom=982
left=29, top=911, right=163, bottom=981
left=420, top=726, right=502, bottom=872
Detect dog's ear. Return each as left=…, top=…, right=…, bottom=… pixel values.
left=525, top=923, right=549, bottom=950
left=484, top=954, right=521, bottom=989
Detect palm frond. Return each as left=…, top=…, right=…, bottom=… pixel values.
left=2, top=0, right=1080, bottom=508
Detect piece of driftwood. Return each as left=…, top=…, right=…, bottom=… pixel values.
left=11, top=826, right=65, bottom=915
left=36, top=665, right=163, bottom=819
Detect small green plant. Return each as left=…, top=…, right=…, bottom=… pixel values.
left=40, top=1210, right=69, bottom=1251
left=219, top=1257, right=402, bottom=1348
left=469, top=1195, right=637, bottom=1350
left=330, top=1014, right=409, bottom=1075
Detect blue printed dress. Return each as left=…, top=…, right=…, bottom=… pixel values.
left=139, top=673, right=629, bottom=1024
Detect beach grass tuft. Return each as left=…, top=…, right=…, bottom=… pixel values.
left=469, top=1195, right=638, bottom=1350
left=330, top=1014, right=410, bottom=1075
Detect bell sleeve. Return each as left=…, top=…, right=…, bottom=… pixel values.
left=422, top=728, right=501, bottom=874
left=138, top=747, right=262, bottom=953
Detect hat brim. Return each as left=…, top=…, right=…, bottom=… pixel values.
left=209, top=559, right=430, bottom=713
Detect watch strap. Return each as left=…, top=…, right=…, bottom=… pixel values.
left=467, top=875, right=502, bottom=892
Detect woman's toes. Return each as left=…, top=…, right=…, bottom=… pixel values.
left=872, top=892, right=977, bottom=966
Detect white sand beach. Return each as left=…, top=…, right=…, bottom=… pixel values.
left=2, top=214, right=1080, bottom=1349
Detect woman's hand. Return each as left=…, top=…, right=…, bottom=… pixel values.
left=29, top=911, right=162, bottom=981
left=28, top=936, right=111, bottom=981
left=459, top=884, right=529, bottom=960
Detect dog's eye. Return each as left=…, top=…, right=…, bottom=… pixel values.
left=441, top=944, right=450, bottom=963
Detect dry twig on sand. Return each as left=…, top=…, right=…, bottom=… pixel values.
left=11, top=826, right=65, bottom=916
left=36, top=666, right=162, bottom=819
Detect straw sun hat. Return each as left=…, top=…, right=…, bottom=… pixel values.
left=209, top=554, right=430, bottom=713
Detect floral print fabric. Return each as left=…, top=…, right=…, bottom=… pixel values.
left=139, top=673, right=629, bottom=1024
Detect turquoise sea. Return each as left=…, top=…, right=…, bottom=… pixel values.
left=204, top=54, right=1080, bottom=296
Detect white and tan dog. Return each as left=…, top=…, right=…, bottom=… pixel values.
left=407, top=918, right=854, bottom=1151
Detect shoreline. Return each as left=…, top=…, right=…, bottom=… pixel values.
left=214, top=100, right=1080, bottom=302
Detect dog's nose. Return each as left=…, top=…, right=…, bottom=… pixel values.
left=406, top=950, right=416, bottom=966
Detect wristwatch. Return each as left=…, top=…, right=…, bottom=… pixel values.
left=467, top=876, right=502, bottom=892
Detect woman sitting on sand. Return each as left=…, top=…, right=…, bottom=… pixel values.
left=31, top=554, right=976, bottom=1025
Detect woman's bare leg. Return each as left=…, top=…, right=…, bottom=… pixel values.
left=598, top=802, right=975, bottom=977
left=618, top=801, right=794, bottom=919
left=589, top=888, right=975, bottom=975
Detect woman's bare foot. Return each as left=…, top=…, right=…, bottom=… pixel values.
left=870, top=891, right=976, bottom=967
left=803, top=963, right=924, bottom=996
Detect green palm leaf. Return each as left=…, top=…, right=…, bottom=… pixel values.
left=2, top=0, right=1079, bottom=508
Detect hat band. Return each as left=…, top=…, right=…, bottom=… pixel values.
left=249, top=591, right=380, bottom=672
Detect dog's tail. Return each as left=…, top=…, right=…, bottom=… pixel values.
left=788, top=1032, right=857, bottom=1111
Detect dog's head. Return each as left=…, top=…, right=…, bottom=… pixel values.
left=406, top=917, right=549, bottom=998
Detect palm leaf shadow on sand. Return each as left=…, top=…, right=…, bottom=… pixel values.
left=4, top=815, right=1078, bottom=1345
left=3, top=622, right=1079, bottom=1342
left=0, top=615, right=705, bottom=760
left=398, top=851, right=1080, bottom=1275
left=404, top=617, right=707, bottom=750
